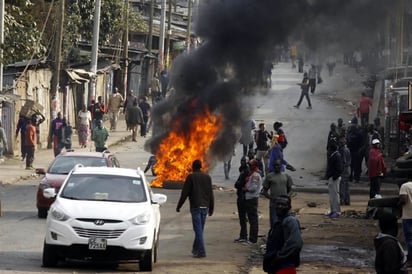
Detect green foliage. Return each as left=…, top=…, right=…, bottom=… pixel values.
left=3, top=0, right=47, bottom=65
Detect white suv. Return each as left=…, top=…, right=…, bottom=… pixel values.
left=41, top=166, right=167, bottom=272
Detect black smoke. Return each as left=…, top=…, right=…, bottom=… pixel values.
left=145, top=0, right=397, bottom=163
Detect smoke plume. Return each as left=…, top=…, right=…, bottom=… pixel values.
left=145, top=0, right=396, bottom=163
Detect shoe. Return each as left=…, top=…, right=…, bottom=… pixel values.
left=328, top=212, right=340, bottom=218
left=25, top=166, right=34, bottom=170
left=307, top=106, right=312, bottom=109
left=193, top=253, right=206, bottom=258
left=132, top=139, right=137, bottom=142
left=233, top=238, right=247, bottom=243
left=293, top=105, right=299, bottom=109
left=242, top=240, right=256, bottom=246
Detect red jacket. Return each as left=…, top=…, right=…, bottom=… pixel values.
left=368, top=147, right=386, bottom=178
left=357, top=95, right=372, bottom=115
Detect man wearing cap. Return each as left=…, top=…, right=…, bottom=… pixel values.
left=368, top=139, right=386, bottom=199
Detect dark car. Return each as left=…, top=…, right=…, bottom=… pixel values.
left=36, top=150, right=120, bottom=218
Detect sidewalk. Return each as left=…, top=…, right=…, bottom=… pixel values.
left=0, top=114, right=135, bottom=185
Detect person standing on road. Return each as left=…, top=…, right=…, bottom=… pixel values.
left=399, top=181, right=412, bottom=268
left=126, top=99, right=144, bottom=142
left=357, top=92, right=373, bottom=128
left=308, top=64, right=317, bottom=94
left=233, top=156, right=249, bottom=243
left=293, top=72, right=312, bottom=109
left=0, top=121, right=8, bottom=162
left=176, top=159, right=214, bottom=258
left=263, top=195, right=303, bottom=274
left=261, top=159, right=293, bottom=227
left=374, top=212, right=408, bottom=274
left=338, top=137, right=351, bottom=206
left=325, top=142, right=343, bottom=218
left=56, top=118, right=73, bottom=155
left=25, top=116, right=37, bottom=170
left=92, top=120, right=109, bottom=152
left=92, top=96, right=107, bottom=131
left=15, top=115, right=29, bottom=161
left=123, top=91, right=137, bottom=131
left=51, top=112, right=63, bottom=157
left=368, top=139, right=386, bottom=199
left=239, top=119, right=256, bottom=157
left=254, top=123, right=272, bottom=175
left=107, top=87, right=124, bottom=131
left=138, top=96, right=151, bottom=137
left=243, top=159, right=263, bottom=244
left=77, top=104, right=92, bottom=148
left=347, top=117, right=364, bottom=183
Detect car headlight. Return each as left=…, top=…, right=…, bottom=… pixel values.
left=130, top=211, right=151, bottom=225
left=50, top=207, right=69, bottom=221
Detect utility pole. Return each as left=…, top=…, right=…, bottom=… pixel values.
left=122, top=0, right=129, bottom=96
left=159, top=0, right=166, bottom=71
left=147, top=0, right=154, bottom=54
left=90, top=0, right=102, bottom=103
left=165, top=0, right=172, bottom=69
left=186, top=0, right=192, bottom=52
left=48, top=0, right=65, bottom=149
left=0, top=0, right=4, bottom=92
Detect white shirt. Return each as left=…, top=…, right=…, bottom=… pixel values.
left=400, top=182, right=412, bottom=219
left=78, top=110, right=92, bottom=126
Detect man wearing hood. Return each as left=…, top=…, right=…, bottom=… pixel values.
left=374, top=212, right=407, bottom=274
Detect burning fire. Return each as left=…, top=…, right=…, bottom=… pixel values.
left=151, top=108, right=223, bottom=188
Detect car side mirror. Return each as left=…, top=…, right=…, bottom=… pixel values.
left=35, top=168, right=46, bottom=175
left=152, top=193, right=167, bottom=205
left=43, top=188, right=57, bottom=199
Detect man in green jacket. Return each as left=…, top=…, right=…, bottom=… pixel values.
left=92, top=120, right=109, bottom=152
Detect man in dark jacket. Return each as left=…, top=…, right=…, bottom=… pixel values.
left=374, top=212, right=407, bottom=274
left=233, top=156, right=249, bottom=243
left=263, top=195, right=303, bottom=274
left=325, top=142, right=343, bottom=218
left=126, top=99, right=144, bottom=142
left=347, top=116, right=364, bottom=183
left=176, top=159, right=214, bottom=258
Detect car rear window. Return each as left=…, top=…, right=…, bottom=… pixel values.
left=60, top=174, right=147, bottom=203
left=49, top=156, right=108, bottom=174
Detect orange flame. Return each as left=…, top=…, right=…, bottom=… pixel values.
left=150, top=108, right=223, bottom=188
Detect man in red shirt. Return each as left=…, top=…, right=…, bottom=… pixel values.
left=368, top=139, right=386, bottom=198
left=357, top=92, right=372, bottom=128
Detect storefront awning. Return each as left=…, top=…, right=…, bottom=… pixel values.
left=65, top=69, right=93, bottom=84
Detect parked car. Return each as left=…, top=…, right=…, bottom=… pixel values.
left=41, top=166, right=167, bottom=272
left=36, top=150, right=120, bottom=218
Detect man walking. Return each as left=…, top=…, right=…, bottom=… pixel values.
left=233, top=156, right=249, bottom=243
left=357, top=92, right=373, bottom=128
left=261, top=159, right=293, bottom=227
left=92, top=120, right=109, bottom=152
left=107, top=87, right=124, bottom=131
left=263, top=195, right=303, bottom=274
left=254, top=123, right=272, bottom=174
left=25, top=116, right=37, bottom=170
left=176, top=159, right=214, bottom=258
left=51, top=112, right=63, bottom=157
left=126, top=99, right=144, bottom=142
left=294, top=72, right=312, bottom=109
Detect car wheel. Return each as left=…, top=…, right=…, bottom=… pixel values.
left=139, top=240, right=155, bottom=272
left=42, top=242, right=59, bottom=267
left=38, top=208, right=48, bottom=219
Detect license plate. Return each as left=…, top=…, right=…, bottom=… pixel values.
left=88, top=237, right=107, bottom=250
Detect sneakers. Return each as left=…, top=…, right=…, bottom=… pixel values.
left=192, top=253, right=206, bottom=258
left=307, top=106, right=312, bottom=109
left=242, top=240, right=257, bottom=246
left=293, top=105, right=299, bottom=109
left=327, top=212, right=340, bottom=218
left=25, top=166, right=34, bottom=170
left=233, top=238, right=247, bottom=243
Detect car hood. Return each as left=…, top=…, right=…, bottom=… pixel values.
left=44, top=174, right=68, bottom=187
left=55, top=198, right=151, bottom=220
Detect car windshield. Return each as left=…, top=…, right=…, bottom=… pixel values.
left=48, top=156, right=108, bottom=174
left=60, top=174, right=147, bottom=203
